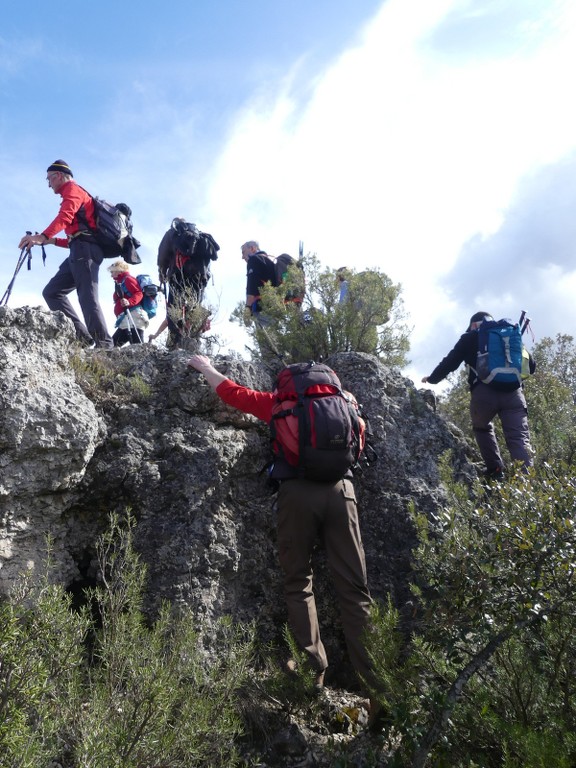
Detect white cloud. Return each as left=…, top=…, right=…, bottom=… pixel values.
left=201, top=0, right=576, bottom=378
left=4, top=0, right=576, bottom=377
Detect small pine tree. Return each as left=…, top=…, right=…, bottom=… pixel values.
left=231, top=252, right=411, bottom=367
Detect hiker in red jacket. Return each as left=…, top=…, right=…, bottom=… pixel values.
left=18, top=160, right=112, bottom=348
left=187, top=353, right=382, bottom=727
left=108, top=259, right=148, bottom=346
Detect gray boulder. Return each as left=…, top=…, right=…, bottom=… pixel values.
left=0, top=306, right=475, bottom=681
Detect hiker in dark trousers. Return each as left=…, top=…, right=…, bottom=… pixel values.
left=18, top=160, right=112, bottom=349
left=187, top=354, right=382, bottom=726
left=108, top=259, right=148, bottom=346
left=157, top=218, right=217, bottom=347
left=422, top=311, right=535, bottom=478
left=241, top=240, right=276, bottom=322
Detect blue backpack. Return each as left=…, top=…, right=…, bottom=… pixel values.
left=473, top=318, right=524, bottom=388
left=121, top=274, right=159, bottom=318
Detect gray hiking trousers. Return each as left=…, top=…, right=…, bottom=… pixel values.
left=43, top=238, right=113, bottom=348
left=470, top=383, right=533, bottom=472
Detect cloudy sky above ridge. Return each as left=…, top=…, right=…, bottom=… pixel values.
left=1, top=0, right=575, bottom=383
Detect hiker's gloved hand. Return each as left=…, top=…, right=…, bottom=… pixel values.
left=243, top=307, right=252, bottom=326
left=120, top=298, right=129, bottom=307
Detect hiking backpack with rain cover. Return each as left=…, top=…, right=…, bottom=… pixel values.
left=473, top=318, right=524, bottom=389
left=270, top=362, right=365, bottom=482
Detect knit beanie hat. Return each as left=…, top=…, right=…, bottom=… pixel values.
left=46, top=160, right=73, bottom=177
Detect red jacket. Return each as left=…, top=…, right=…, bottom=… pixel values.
left=216, top=379, right=275, bottom=423
left=42, top=180, right=96, bottom=248
left=112, top=272, right=143, bottom=317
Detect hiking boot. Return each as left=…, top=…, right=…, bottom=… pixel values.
left=482, top=465, right=504, bottom=481
left=285, top=659, right=325, bottom=690
left=367, top=698, right=385, bottom=731
left=77, top=334, right=95, bottom=349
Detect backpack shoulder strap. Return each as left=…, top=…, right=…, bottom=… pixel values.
left=117, top=278, right=131, bottom=298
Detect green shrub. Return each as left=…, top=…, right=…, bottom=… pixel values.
left=0, top=515, right=254, bottom=768
left=70, top=352, right=152, bottom=403
left=366, top=462, right=576, bottom=767
left=0, top=547, right=89, bottom=766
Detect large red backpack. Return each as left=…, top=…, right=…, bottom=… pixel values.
left=270, top=362, right=365, bottom=482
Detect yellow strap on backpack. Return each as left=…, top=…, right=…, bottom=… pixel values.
left=521, top=346, right=531, bottom=379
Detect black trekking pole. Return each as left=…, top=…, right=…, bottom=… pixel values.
left=26, top=235, right=47, bottom=270
left=518, top=309, right=532, bottom=337
left=1, top=232, right=33, bottom=307
left=1, top=232, right=48, bottom=307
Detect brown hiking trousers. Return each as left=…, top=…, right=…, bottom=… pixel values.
left=276, top=477, right=373, bottom=685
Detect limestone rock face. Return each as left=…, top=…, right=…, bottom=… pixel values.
left=0, top=306, right=104, bottom=588
left=0, top=306, right=475, bottom=680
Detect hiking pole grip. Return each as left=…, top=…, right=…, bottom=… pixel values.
left=25, top=232, right=33, bottom=270
left=519, top=310, right=526, bottom=327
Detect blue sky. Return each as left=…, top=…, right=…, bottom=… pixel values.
left=2, top=0, right=576, bottom=383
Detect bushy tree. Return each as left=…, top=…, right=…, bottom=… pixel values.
left=528, top=334, right=576, bottom=464
left=231, top=253, right=410, bottom=368
left=435, top=368, right=471, bottom=438
left=367, top=463, right=576, bottom=767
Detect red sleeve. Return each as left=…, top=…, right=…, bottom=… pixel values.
left=215, top=379, right=274, bottom=423
left=121, top=274, right=144, bottom=307
left=42, top=181, right=95, bottom=239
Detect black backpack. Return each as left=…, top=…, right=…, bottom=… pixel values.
left=170, top=218, right=219, bottom=287
left=273, top=253, right=306, bottom=301
left=270, top=362, right=365, bottom=482
left=79, top=190, right=141, bottom=263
